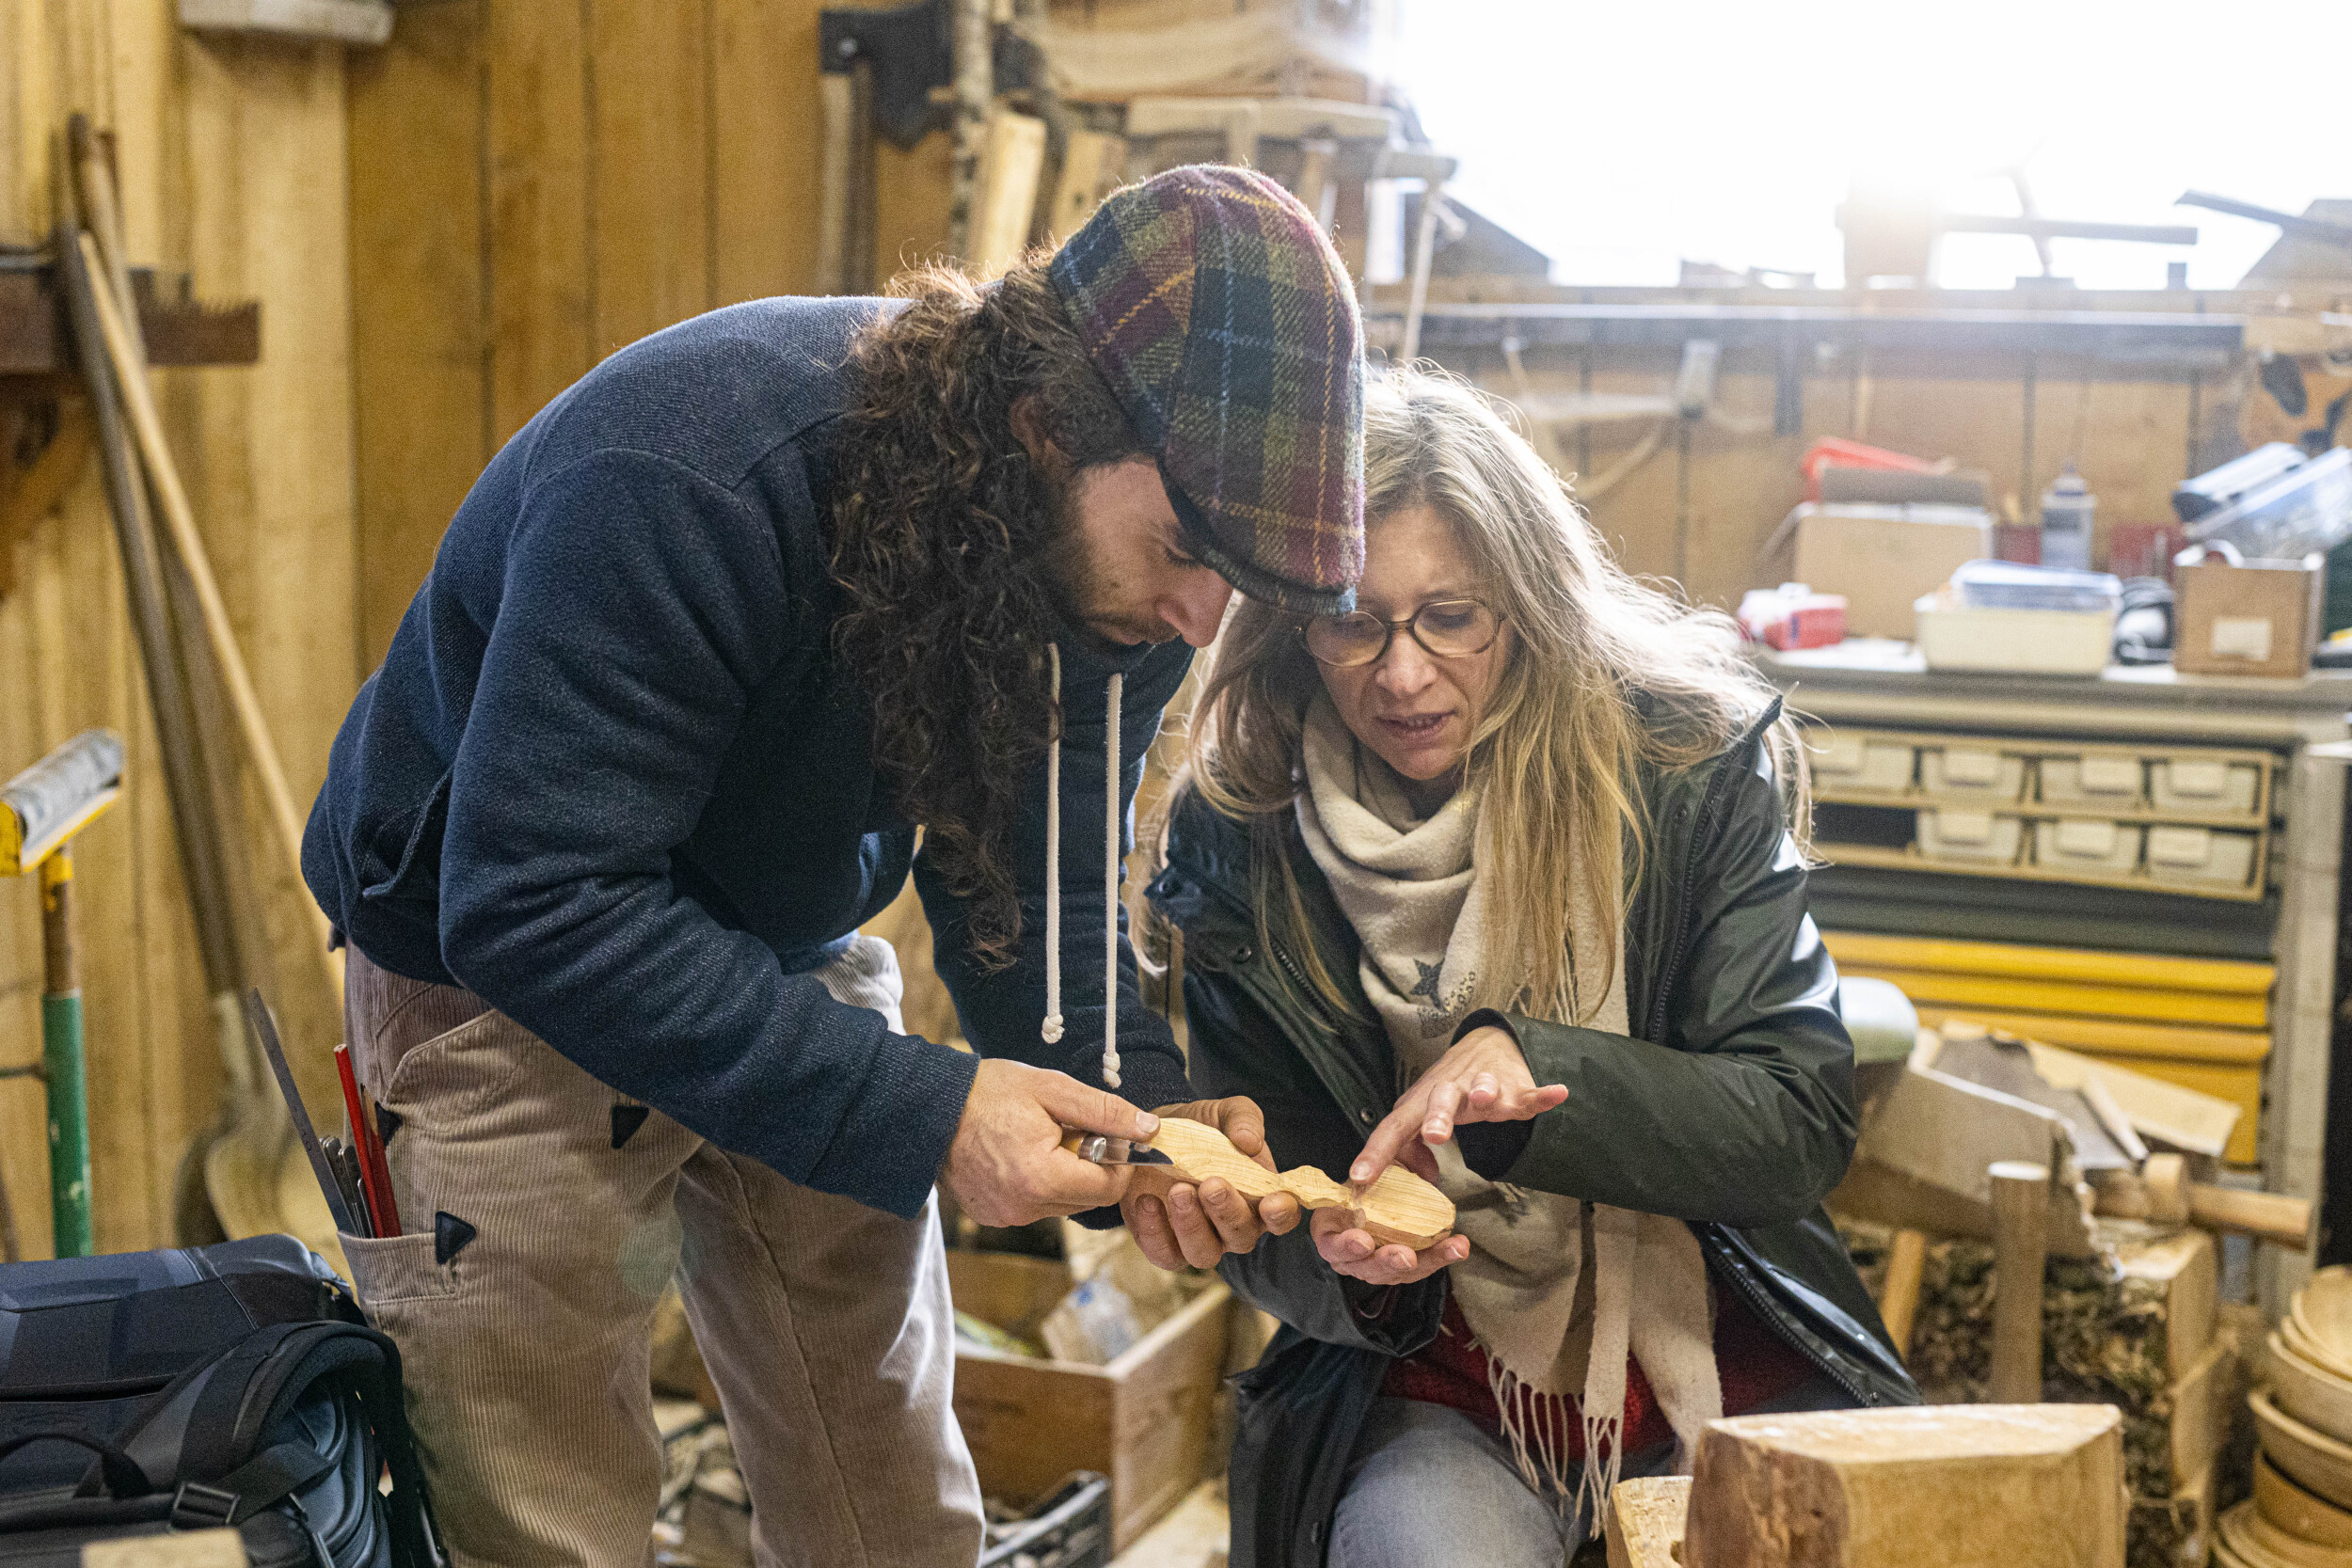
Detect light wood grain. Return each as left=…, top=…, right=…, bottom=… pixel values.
left=2257, top=1451, right=2352, bottom=1549
left=1140, top=1117, right=1454, bottom=1249
left=1604, top=1475, right=1689, bottom=1568
left=1683, top=1403, right=2126, bottom=1568
left=486, top=0, right=590, bottom=448
left=587, top=0, right=711, bottom=356
left=1989, top=1159, right=2050, bottom=1403
left=1878, top=1227, right=1927, bottom=1359
left=0, top=10, right=358, bottom=1257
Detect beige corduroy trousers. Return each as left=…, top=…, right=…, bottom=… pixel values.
left=336, top=937, right=984, bottom=1568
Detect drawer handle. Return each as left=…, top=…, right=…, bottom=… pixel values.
left=2053, top=819, right=2119, bottom=856
left=2077, top=757, right=2139, bottom=794
left=2147, top=825, right=2213, bottom=865
left=1941, top=749, right=2003, bottom=785
left=1815, top=734, right=1865, bottom=771
left=2166, top=759, right=2229, bottom=798
left=1933, top=810, right=1996, bottom=846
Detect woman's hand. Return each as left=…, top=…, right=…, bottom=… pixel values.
left=1312, top=1206, right=1469, bottom=1286
left=1349, top=1024, right=1567, bottom=1187
left=1122, top=1096, right=1303, bottom=1269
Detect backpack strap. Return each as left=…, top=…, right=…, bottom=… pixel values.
left=0, top=1429, right=146, bottom=1498
left=87, top=1318, right=445, bottom=1566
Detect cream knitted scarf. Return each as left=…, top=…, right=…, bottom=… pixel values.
left=1294, top=696, right=1722, bottom=1523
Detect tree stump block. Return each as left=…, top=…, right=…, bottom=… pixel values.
left=1682, top=1404, right=2126, bottom=1568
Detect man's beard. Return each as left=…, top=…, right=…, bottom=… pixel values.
left=1029, top=468, right=1173, bottom=648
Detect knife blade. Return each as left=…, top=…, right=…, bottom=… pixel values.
left=1059, top=1131, right=1173, bottom=1167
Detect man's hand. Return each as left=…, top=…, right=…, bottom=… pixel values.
left=1122, top=1096, right=1303, bottom=1269
left=1349, top=1024, right=1566, bottom=1188
left=943, top=1059, right=1160, bottom=1227
left=1311, top=1206, right=1468, bottom=1287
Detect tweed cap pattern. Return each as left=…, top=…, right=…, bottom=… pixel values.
left=1049, top=165, right=1365, bottom=613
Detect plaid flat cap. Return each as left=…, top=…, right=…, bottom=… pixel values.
left=1049, top=165, right=1365, bottom=613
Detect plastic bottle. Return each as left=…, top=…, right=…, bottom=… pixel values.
left=2040, top=461, right=2096, bottom=572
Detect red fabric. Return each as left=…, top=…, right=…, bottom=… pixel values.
left=1381, top=1287, right=1818, bottom=1461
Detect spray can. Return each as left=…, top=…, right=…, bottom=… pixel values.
left=2040, top=460, right=2096, bottom=572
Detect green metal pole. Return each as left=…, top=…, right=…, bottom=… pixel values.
left=40, top=847, right=91, bottom=1258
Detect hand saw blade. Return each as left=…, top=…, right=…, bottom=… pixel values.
left=244, top=988, right=361, bottom=1236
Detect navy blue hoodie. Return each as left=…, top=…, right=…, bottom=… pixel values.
left=304, top=297, right=1194, bottom=1221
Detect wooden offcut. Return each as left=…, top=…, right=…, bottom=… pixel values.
left=1682, top=1403, right=2127, bottom=1568
left=1139, top=1117, right=1455, bottom=1249
left=1605, top=1475, right=1690, bottom=1568
left=1989, top=1161, right=2052, bottom=1403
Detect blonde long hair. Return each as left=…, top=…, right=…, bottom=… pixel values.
left=1178, top=365, right=1807, bottom=1026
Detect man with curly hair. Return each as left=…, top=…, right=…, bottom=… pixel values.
left=302, top=166, right=1363, bottom=1566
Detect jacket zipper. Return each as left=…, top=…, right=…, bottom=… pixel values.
left=1270, top=936, right=1318, bottom=1005
left=1704, top=1234, right=1875, bottom=1405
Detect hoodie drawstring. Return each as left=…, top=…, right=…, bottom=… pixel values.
left=1040, top=643, right=1122, bottom=1091
left=1042, top=645, right=1064, bottom=1047
left=1102, top=671, right=1122, bottom=1090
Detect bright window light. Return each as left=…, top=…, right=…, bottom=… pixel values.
left=1388, top=0, right=2348, bottom=290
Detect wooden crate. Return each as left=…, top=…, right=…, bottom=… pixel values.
left=946, top=1250, right=1230, bottom=1551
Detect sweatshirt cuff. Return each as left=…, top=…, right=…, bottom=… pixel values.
left=819, top=1031, right=981, bottom=1221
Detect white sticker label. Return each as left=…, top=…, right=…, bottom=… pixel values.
left=2210, top=616, right=2274, bottom=661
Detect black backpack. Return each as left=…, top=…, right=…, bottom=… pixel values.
left=0, top=1235, right=440, bottom=1567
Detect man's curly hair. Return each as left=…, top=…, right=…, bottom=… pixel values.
left=828, top=260, right=1142, bottom=968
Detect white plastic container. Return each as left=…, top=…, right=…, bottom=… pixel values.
left=1916, top=809, right=2024, bottom=865
left=2144, top=825, right=2260, bottom=889
left=1914, top=596, right=2115, bottom=675
left=2034, top=817, right=2144, bottom=876
left=2039, top=753, right=2147, bottom=810
left=2039, top=461, right=2097, bottom=573
left=1810, top=731, right=1914, bottom=794
left=1918, top=745, right=2026, bottom=802
left=2149, top=757, right=2262, bottom=819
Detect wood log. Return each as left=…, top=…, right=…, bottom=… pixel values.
left=2092, top=1152, right=2313, bottom=1249
left=1681, top=1403, right=2127, bottom=1568
left=1990, top=1160, right=2051, bottom=1403
left=1125, top=1117, right=1455, bottom=1249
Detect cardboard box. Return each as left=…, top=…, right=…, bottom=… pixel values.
left=2171, top=548, right=2323, bottom=678
left=947, top=1250, right=1229, bottom=1550
left=1790, top=505, right=1992, bottom=639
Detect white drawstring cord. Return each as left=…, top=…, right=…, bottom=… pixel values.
left=1103, top=672, right=1122, bottom=1089
left=1041, top=645, right=1064, bottom=1047
left=1039, top=646, right=1123, bottom=1092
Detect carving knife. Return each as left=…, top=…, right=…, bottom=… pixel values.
left=1058, top=1131, right=1172, bottom=1166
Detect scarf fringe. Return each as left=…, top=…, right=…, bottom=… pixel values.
left=1483, top=1354, right=1618, bottom=1542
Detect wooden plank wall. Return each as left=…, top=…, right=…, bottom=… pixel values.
left=1483, top=341, right=2204, bottom=611
left=1390, top=281, right=2264, bottom=612
left=346, top=0, right=956, bottom=668
left=0, top=0, right=355, bottom=1259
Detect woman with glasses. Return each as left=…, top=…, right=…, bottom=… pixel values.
left=1144, top=368, right=1914, bottom=1568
